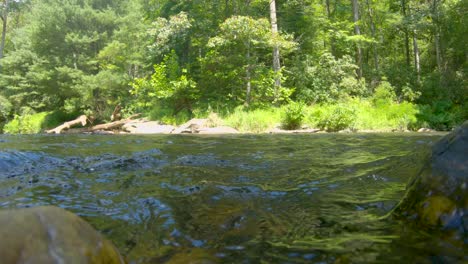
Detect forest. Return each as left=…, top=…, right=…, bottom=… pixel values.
left=0, top=0, right=466, bottom=133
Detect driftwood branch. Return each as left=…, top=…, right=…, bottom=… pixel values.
left=46, top=115, right=88, bottom=134
left=110, top=104, right=122, bottom=121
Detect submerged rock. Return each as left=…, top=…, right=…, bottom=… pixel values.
left=393, top=121, right=467, bottom=234
left=0, top=206, right=125, bottom=264
left=0, top=151, right=65, bottom=179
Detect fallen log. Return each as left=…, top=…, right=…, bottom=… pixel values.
left=46, top=114, right=140, bottom=134
left=84, top=114, right=140, bottom=132
left=46, top=115, right=89, bottom=134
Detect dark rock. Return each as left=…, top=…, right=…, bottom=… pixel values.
left=0, top=206, right=125, bottom=264
left=393, top=121, right=467, bottom=234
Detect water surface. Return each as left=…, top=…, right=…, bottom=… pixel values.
left=1, top=133, right=462, bottom=263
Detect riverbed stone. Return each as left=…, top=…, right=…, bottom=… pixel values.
left=393, top=121, right=467, bottom=235
left=172, top=118, right=208, bottom=134
left=122, top=121, right=175, bottom=134
left=197, top=126, right=239, bottom=134
left=0, top=206, right=125, bottom=264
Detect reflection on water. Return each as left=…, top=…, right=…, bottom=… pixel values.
left=1, top=133, right=463, bottom=263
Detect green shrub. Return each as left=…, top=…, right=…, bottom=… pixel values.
left=310, top=104, right=357, bottom=132
left=149, top=103, right=174, bottom=121
left=372, top=81, right=396, bottom=107
left=4, top=112, right=49, bottom=134
left=416, top=101, right=465, bottom=130
left=281, top=102, right=305, bottom=130
left=148, top=103, right=191, bottom=125
left=44, top=111, right=80, bottom=128
left=3, top=110, right=76, bottom=134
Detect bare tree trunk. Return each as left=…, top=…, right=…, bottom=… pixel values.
left=434, top=32, right=442, bottom=71
left=325, top=0, right=335, bottom=56
left=73, top=52, right=78, bottom=70
left=430, top=0, right=446, bottom=90
left=245, top=44, right=251, bottom=107
left=0, top=0, right=9, bottom=65
left=401, top=0, right=411, bottom=68
left=431, top=0, right=443, bottom=72
left=351, top=0, right=363, bottom=78
left=269, top=0, right=281, bottom=101
left=413, top=30, right=421, bottom=82
left=365, top=0, right=379, bottom=73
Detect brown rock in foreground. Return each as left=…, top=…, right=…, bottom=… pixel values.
left=0, top=206, right=125, bottom=264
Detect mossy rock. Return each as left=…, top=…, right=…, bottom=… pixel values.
left=393, top=121, right=467, bottom=234
left=0, top=206, right=125, bottom=264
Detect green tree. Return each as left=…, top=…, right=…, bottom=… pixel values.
left=293, top=53, right=367, bottom=103
left=0, top=0, right=9, bottom=63
left=203, top=16, right=295, bottom=107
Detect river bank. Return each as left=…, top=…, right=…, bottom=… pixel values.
left=109, top=118, right=443, bottom=135
left=1, top=116, right=444, bottom=135
left=2, top=99, right=461, bottom=135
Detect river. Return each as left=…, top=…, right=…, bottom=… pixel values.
left=1, top=133, right=462, bottom=263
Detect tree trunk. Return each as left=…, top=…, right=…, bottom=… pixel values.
left=351, top=0, right=362, bottom=78
left=401, top=0, right=411, bottom=68
left=269, top=0, right=281, bottom=101
left=325, top=0, right=335, bottom=56
left=245, top=43, right=251, bottom=107
left=413, top=30, right=421, bottom=82
left=73, top=52, right=78, bottom=70
left=434, top=32, right=442, bottom=72
left=431, top=0, right=443, bottom=72
left=0, top=0, right=9, bottom=65
left=365, top=0, right=379, bottom=73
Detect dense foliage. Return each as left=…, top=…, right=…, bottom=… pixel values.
left=0, top=0, right=466, bottom=132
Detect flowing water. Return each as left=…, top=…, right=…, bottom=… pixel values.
left=0, top=133, right=463, bottom=263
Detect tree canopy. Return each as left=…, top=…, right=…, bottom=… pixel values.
left=0, top=0, right=466, bottom=130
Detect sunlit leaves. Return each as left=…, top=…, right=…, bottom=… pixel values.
left=130, top=51, right=198, bottom=112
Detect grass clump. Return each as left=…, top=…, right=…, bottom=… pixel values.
left=205, top=112, right=224, bottom=127
left=224, top=106, right=280, bottom=133
left=305, top=97, right=420, bottom=132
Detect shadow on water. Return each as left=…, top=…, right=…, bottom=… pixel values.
left=1, top=133, right=463, bottom=263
